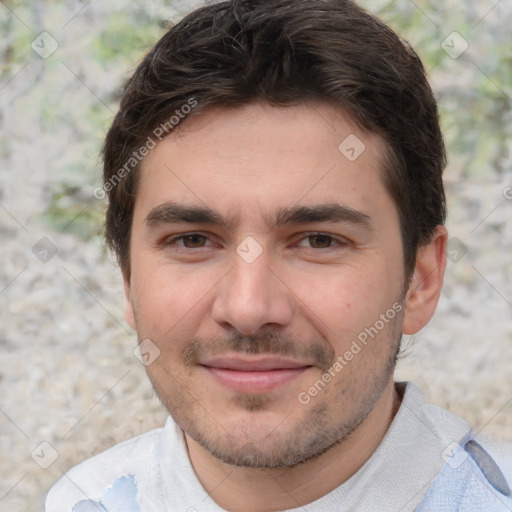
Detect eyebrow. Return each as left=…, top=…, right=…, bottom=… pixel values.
left=145, top=201, right=373, bottom=232
left=145, top=201, right=237, bottom=230
left=272, top=203, right=373, bottom=230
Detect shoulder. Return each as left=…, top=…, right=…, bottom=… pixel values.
left=45, top=425, right=164, bottom=511
left=416, top=436, right=512, bottom=511
left=394, top=382, right=512, bottom=510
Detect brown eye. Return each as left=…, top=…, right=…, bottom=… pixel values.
left=181, top=234, right=208, bottom=248
left=308, top=234, right=334, bottom=248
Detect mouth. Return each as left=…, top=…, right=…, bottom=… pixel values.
left=199, top=356, right=313, bottom=393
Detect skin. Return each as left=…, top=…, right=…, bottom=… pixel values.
left=123, top=101, right=447, bottom=511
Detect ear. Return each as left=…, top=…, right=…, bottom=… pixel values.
left=402, top=225, right=448, bottom=335
left=122, top=270, right=136, bottom=331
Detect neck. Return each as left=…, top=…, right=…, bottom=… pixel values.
left=184, top=380, right=402, bottom=512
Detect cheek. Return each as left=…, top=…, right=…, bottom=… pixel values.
left=292, top=273, right=402, bottom=375
left=288, top=263, right=393, bottom=333
left=130, top=260, right=219, bottom=337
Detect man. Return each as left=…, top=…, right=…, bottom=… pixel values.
left=46, top=0, right=511, bottom=510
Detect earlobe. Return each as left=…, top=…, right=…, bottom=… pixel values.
left=402, top=225, right=448, bottom=335
left=123, top=274, right=136, bottom=330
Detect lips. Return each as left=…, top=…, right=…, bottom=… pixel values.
left=199, top=356, right=312, bottom=393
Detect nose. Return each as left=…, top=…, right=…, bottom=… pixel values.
left=211, top=244, right=294, bottom=336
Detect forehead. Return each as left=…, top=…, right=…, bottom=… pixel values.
left=135, top=101, right=395, bottom=226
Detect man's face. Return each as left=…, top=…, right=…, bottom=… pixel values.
left=125, top=102, right=407, bottom=468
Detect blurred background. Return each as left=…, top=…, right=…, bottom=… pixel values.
left=0, top=0, right=511, bottom=510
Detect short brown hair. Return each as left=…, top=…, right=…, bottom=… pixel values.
left=102, top=0, right=446, bottom=277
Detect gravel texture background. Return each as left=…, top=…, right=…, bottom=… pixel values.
left=1, top=1, right=511, bottom=511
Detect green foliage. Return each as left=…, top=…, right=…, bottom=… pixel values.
left=43, top=188, right=105, bottom=241
left=90, top=13, right=163, bottom=67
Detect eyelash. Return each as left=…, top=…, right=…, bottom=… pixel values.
left=162, top=232, right=348, bottom=251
